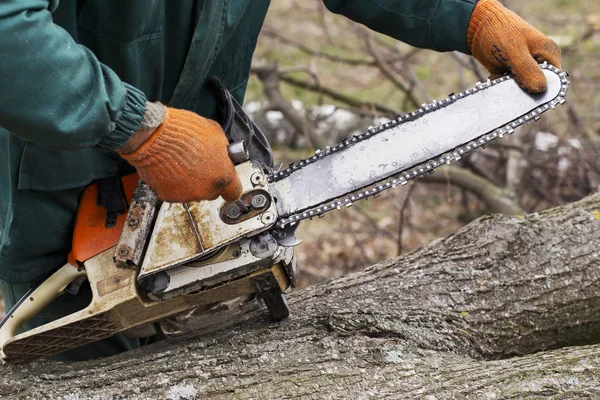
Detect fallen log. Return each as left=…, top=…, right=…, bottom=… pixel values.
left=1, top=191, right=600, bottom=399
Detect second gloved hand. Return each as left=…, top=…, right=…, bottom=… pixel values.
left=467, top=0, right=562, bottom=93
left=120, top=107, right=243, bottom=203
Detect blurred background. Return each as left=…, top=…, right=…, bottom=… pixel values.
left=1, top=0, right=598, bottom=318
left=244, top=0, right=600, bottom=287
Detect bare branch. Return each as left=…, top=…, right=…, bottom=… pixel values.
left=272, top=73, right=398, bottom=116
left=261, top=28, right=376, bottom=66
left=362, top=32, right=423, bottom=108
left=397, top=182, right=416, bottom=255
left=252, top=61, right=327, bottom=149
left=351, top=206, right=398, bottom=243
left=422, top=165, right=524, bottom=215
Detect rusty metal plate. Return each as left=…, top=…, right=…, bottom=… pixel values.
left=138, top=202, right=203, bottom=277
left=115, top=181, right=161, bottom=270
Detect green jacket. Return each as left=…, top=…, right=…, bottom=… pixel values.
left=0, top=0, right=476, bottom=283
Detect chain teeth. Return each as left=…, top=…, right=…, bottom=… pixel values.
left=273, top=63, right=569, bottom=228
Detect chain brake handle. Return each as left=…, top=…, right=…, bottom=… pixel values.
left=210, top=77, right=274, bottom=168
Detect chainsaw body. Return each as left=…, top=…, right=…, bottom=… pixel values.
left=0, top=79, right=295, bottom=363
left=0, top=245, right=292, bottom=363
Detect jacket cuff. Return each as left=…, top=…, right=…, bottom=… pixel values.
left=93, top=83, right=147, bottom=152
left=431, top=0, right=477, bottom=54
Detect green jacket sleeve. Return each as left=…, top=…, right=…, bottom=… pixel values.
left=323, top=0, right=477, bottom=54
left=0, top=0, right=146, bottom=152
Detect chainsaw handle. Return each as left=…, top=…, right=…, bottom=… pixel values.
left=0, top=263, right=87, bottom=354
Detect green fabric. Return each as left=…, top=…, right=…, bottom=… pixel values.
left=0, top=279, right=149, bottom=361
left=0, top=1, right=476, bottom=284
left=0, top=187, right=85, bottom=284
left=323, top=0, right=477, bottom=54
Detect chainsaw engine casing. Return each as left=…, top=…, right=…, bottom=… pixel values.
left=136, top=160, right=296, bottom=300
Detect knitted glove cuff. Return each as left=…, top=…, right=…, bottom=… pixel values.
left=467, top=0, right=499, bottom=53
left=139, top=102, right=167, bottom=131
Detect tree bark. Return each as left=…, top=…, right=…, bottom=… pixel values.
left=2, top=192, right=600, bottom=399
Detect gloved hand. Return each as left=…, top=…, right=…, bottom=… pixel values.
left=467, top=0, right=562, bottom=93
left=120, top=107, right=243, bottom=203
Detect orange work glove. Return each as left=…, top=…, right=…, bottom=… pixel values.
left=467, top=0, right=562, bottom=93
left=120, top=108, right=243, bottom=203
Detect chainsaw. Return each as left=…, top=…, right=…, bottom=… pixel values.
left=0, top=63, right=569, bottom=363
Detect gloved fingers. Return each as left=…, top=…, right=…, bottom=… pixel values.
left=204, top=191, right=221, bottom=202
left=479, top=55, right=510, bottom=81
left=206, top=118, right=225, bottom=132
left=151, top=186, right=183, bottom=203
left=509, top=48, right=548, bottom=94
left=531, top=38, right=562, bottom=70
left=203, top=119, right=232, bottom=148
left=149, top=185, right=169, bottom=202
left=219, top=172, right=244, bottom=203
left=486, top=62, right=510, bottom=80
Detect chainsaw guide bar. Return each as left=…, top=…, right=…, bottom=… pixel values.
left=269, top=63, right=569, bottom=228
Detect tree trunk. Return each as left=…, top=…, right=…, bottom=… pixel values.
left=2, top=192, right=600, bottom=399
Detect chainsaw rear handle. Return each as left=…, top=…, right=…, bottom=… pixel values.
left=0, top=263, right=87, bottom=355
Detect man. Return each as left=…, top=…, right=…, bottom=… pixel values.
left=0, top=0, right=561, bottom=361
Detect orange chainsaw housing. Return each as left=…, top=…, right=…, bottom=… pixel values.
left=68, top=174, right=139, bottom=266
